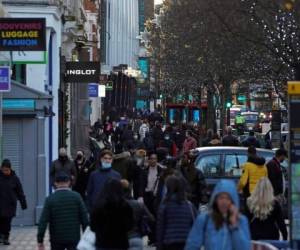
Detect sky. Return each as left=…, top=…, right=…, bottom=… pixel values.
left=155, top=0, right=164, bottom=5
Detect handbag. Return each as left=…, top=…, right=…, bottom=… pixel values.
left=77, top=226, right=96, bottom=250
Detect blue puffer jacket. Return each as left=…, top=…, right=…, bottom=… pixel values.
left=156, top=198, right=197, bottom=249
left=185, top=180, right=251, bottom=250
left=87, top=166, right=121, bottom=209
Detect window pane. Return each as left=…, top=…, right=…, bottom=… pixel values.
left=225, top=154, right=247, bottom=177
left=196, top=155, right=220, bottom=177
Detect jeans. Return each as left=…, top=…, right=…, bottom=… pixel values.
left=51, top=242, right=77, bottom=250
left=129, top=237, right=143, bottom=250
left=0, top=217, right=12, bottom=236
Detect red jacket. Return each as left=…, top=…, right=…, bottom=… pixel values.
left=183, top=137, right=197, bottom=154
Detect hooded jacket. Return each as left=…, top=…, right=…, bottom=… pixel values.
left=238, top=156, right=268, bottom=195
left=185, top=180, right=251, bottom=250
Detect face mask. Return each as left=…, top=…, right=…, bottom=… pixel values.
left=101, top=162, right=112, bottom=169
left=59, top=155, right=68, bottom=161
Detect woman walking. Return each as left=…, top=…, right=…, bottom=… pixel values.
left=0, top=159, right=27, bottom=245
left=156, top=175, right=197, bottom=250
left=245, top=177, right=288, bottom=241
left=185, top=180, right=251, bottom=250
left=90, top=179, right=134, bottom=250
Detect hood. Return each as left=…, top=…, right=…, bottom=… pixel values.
left=113, top=151, right=131, bottom=160
left=248, top=155, right=265, bottom=166
left=209, top=180, right=239, bottom=209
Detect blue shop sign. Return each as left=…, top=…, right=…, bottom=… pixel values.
left=3, top=99, right=35, bottom=110
left=88, top=84, right=99, bottom=97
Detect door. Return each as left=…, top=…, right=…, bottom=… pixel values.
left=3, top=118, right=37, bottom=225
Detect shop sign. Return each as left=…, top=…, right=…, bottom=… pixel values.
left=65, top=62, right=100, bottom=83
left=0, top=18, right=46, bottom=51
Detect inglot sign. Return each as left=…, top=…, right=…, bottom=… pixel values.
left=65, top=62, right=100, bottom=83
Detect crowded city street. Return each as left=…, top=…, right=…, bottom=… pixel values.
left=0, top=0, right=300, bottom=250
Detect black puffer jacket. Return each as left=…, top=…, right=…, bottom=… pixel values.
left=180, top=164, right=208, bottom=206
left=0, top=171, right=27, bottom=217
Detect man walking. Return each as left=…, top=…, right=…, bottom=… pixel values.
left=37, top=173, right=88, bottom=250
left=87, top=150, right=121, bottom=209
left=267, top=148, right=287, bottom=197
left=222, top=126, right=239, bottom=146
left=50, top=148, right=77, bottom=187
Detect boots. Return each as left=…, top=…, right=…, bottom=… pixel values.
left=3, top=235, right=10, bottom=245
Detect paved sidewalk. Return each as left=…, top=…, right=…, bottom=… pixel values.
left=0, top=226, right=49, bottom=250
left=0, top=226, right=154, bottom=250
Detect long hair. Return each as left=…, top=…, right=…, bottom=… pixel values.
left=164, top=175, right=186, bottom=203
left=247, top=177, right=275, bottom=220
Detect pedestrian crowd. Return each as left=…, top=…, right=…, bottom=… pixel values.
left=0, top=112, right=289, bottom=250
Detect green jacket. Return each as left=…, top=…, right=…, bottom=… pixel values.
left=37, top=188, right=89, bottom=244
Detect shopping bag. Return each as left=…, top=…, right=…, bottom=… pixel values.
left=77, top=226, right=96, bottom=250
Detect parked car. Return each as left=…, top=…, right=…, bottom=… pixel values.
left=191, top=146, right=288, bottom=216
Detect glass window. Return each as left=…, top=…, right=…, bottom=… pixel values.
left=225, top=154, right=247, bottom=177
left=196, top=155, right=221, bottom=177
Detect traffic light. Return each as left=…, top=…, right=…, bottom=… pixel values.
left=226, top=102, right=232, bottom=108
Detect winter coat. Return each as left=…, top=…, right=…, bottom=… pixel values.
left=238, top=156, right=268, bottom=195
left=180, top=165, right=208, bottom=205
left=0, top=171, right=27, bottom=218
left=126, top=140, right=145, bottom=151
left=156, top=199, right=197, bottom=249
left=138, top=165, right=165, bottom=198
left=159, top=139, right=177, bottom=156
left=222, top=135, right=240, bottom=146
left=73, top=158, right=94, bottom=198
left=112, top=151, right=133, bottom=181
left=126, top=197, right=154, bottom=238
left=185, top=180, right=251, bottom=250
left=90, top=199, right=134, bottom=249
left=37, top=189, right=89, bottom=244
left=122, top=129, right=134, bottom=142
left=111, top=126, right=122, bottom=143
left=266, top=158, right=284, bottom=196
left=50, top=157, right=77, bottom=185
left=152, top=126, right=164, bottom=147
left=242, top=136, right=261, bottom=148
left=183, top=137, right=197, bottom=154
left=245, top=200, right=287, bottom=241
left=86, top=167, right=121, bottom=209
left=143, top=134, right=155, bottom=153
